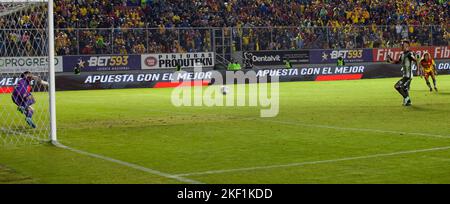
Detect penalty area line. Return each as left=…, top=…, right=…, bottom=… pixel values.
left=52, top=142, right=203, bottom=184
left=252, top=118, right=450, bottom=139
left=1, top=127, right=203, bottom=183
left=175, top=145, right=450, bottom=177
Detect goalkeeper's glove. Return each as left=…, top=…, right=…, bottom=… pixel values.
left=40, top=80, right=49, bottom=86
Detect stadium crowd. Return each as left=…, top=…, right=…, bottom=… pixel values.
left=0, top=0, right=449, bottom=56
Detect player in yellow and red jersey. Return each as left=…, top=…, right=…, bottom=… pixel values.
left=418, top=52, right=438, bottom=92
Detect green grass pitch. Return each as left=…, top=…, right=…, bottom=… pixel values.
left=1, top=76, right=450, bottom=184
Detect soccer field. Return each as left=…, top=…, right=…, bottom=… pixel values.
left=1, top=76, right=450, bottom=184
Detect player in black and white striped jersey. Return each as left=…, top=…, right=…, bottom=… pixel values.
left=387, top=40, right=418, bottom=106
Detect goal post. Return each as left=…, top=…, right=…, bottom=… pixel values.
left=47, top=0, right=56, bottom=143
left=0, top=0, right=56, bottom=145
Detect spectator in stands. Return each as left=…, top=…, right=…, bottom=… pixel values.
left=1, top=0, right=448, bottom=55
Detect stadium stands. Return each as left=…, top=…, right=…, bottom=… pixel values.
left=0, top=0, right=449, bottom=56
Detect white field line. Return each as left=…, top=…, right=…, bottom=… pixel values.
left=252, top=118, right=450, bottom=139
left=2, top=128, right=203, bottom=184
left=52, top=142, right=203, bottom=184
left=6, top=108, right=448, bottom=182
left=145, top=110, right=450, bottom=139
left=67, top=91, right=450, bottom=139
left=54, top=110, right=449, bottom=180
left=175, top=145, right=450, bottom=177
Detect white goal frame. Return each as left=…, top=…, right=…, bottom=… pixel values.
left=1, top=0, right=57, bottom=143
left=47, top=0, right=56, bottom=143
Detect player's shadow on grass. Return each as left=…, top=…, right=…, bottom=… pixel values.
left=409, top=105, right=428, bottom=111
left=414, top=90, right=448, bottom=95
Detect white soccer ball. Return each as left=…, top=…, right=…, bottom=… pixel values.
left=221, top=85, right=229, bottom=95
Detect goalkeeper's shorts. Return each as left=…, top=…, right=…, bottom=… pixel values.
left=11, top=93, right=35, bottom=108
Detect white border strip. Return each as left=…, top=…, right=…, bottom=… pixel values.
left=176, top=145, right=450, bottom=177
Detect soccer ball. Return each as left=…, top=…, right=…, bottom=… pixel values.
left=221, top=85, right=229, bottom=95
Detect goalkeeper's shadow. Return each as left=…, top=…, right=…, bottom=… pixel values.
left=413, top=90, right=448, bottom=95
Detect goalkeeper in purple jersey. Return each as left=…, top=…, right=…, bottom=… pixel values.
left=11, top=71, right=48, bottom=128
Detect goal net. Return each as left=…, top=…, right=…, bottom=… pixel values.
left=0, top=0, right=54, bottom=146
